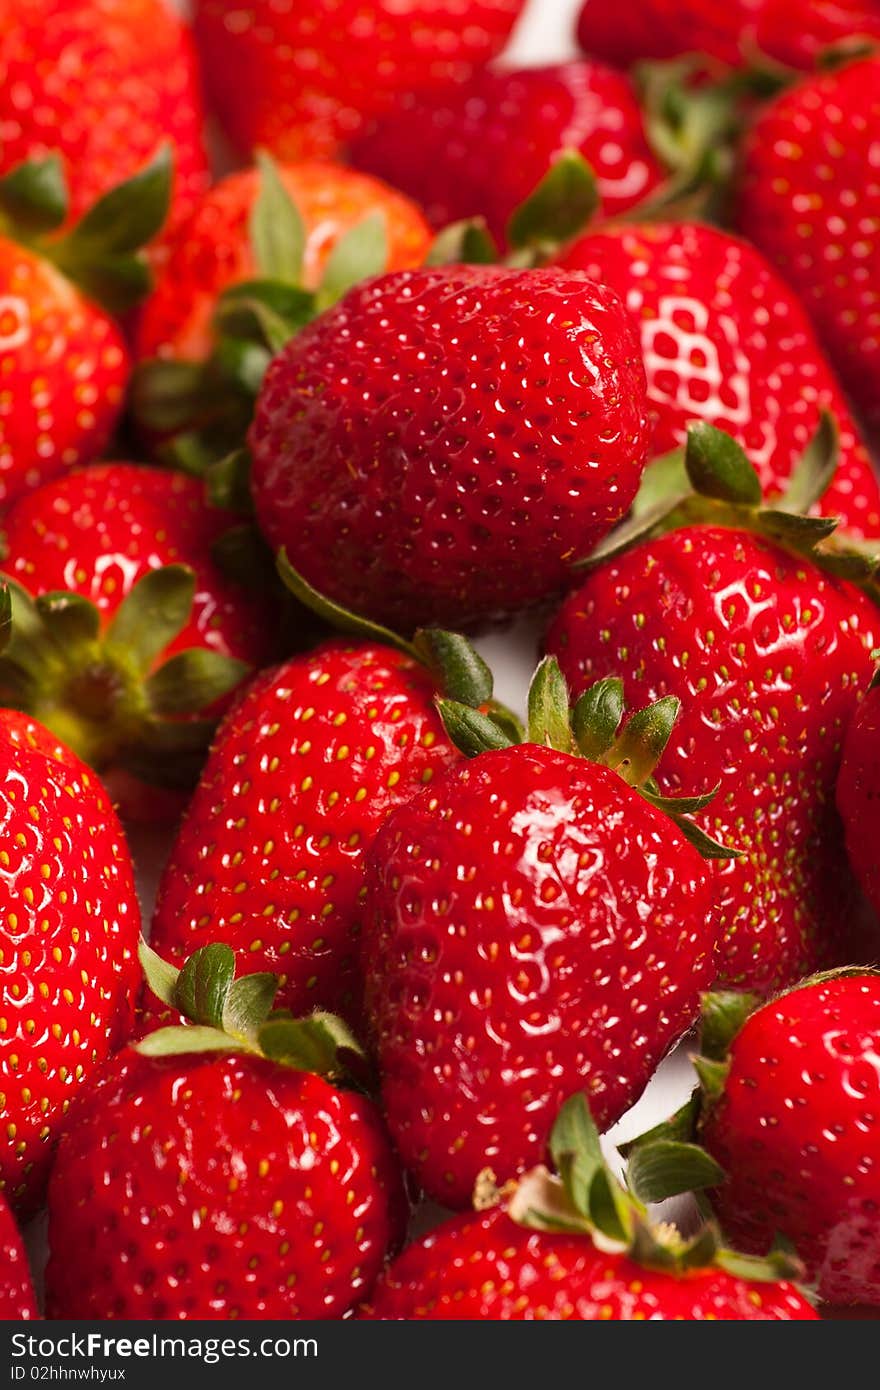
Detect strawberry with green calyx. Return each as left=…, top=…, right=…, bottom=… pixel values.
left=46, top=940, right=406, bottom=1320
left=0, top=148, right=171, bottom=506
left=547, top=416, right=880, bottom=995
left=362, top=656, right=727, bottom=1209
left=623, top=970, right=880, bottom=1307
left=363, top=1093, right=817, bottom=1320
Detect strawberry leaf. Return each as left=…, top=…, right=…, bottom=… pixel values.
left=138, top=940, right=181, bottom=1008
left=527, top=656, right=573, bottom=751
left=0, top=154, right=68, bottom=235
left=627, top=1140, right=725, bottom=1204
left=175, top=944, right=236, bottom=1030
left=223, top=973, right=279, bottom=1044
left=144, top=649, right=251, bottom=716
left=508, top=151, right=599, bottom=254
left=104, top=564, right=196, bottom=674
left=34, top=592, right=101, bottom=647
left=572, top=677, right=624, bottom=761
left=684, top=421, right=762, bottom=506
left=316, top=213, right=389, bottom=311
left=436, top=699, right=515, bottom=758
left=136, top=1025, right=244, bottom=1058
left=64, top=144, right=173, bottom=252
left=249, top=149, right=306, bottom=284
left=700, top=989, right=760, bottom=1059
left=426, top=217, right=499, bottom=267
left=412, top=629, right=494, bottom=707
left=777, top=410, right=839, bottom=514
left=608, top=695, right=680, bottom=786
left=277, top=548, right=416, bottom=655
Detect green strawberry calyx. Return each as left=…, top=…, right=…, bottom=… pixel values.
left=478, top=1092, right=805, bottom=1284
left=137, top=940, right=372, bottom=1089
left=0, top=146, right=173, bottom=313
left=437, top=654, right=737, bottom=861
left=0, top=565, right=250, bottom=789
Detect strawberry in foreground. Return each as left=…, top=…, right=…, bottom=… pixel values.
left=249, top=264, right=648, bottom=632
left=193, top=0, right=526, bottom=163
left=0, top=702, right=140, bottom=1215
left=629, top=973, right=880, bottom=1307
left=45, top=943, right=405, bottom=1320
left=837, top=670, right=880, bottom=916
left=0, top=463, right=270, bottom=820
left=349, top=61, right=665, bottom=247
left=362, top=657, right=727, bottom=1208
left=558, top=221, right=880, bottom=536
left=148, top=626, right=505, bottom=1023
left=547, top=420, right=880, bottom=995
left=0, top=0, right=207, bottom=234
left=363, top=1094, right=816, bottom=1320
left=0, top=149, right=170, bottom=508
left=737, top=54, right=880, bottom=433
left=0, top=1191, right=37, bottom=1320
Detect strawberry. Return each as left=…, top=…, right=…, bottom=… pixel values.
left=248, top=265, right=649, bottom=633
left=0, top=462, right=273, bottom=820
left=737, top=55, right=880, bottom=434
left=193, top=0, right=526, bottom=164
left=0, top=705, right=140, bottom=1216
left=348, top=62, right=665, bottom=248
left=576, top=0, right=880, bottom=72
left=0, top=149, right=171, bottom=508
left=837, top=673, right=880, bottom=914
left=630, top=975, right=880, bottom=1307
left=46, top=943, right=406, bottom=1320
left=557, top=221, right=880, bottom=537
left=0, top=0, right=208, bottom=236
left=362, top=658, right=725, bottom=1208
left=0, top=1191, right=36, bottom=1320
left=148, top=627, right=503, bottom=1022
left=363, top=1094, right=817, bottom=1320
left=546, top=421, right=880, bottom=996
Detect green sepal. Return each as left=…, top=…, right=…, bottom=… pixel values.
left=104, top=564, right=195, bottom=675
left=606, top=695, right=680, bottom=787
left=714, top=1242, right=807, bottom=1286
left=693, top=1053, right=731, bottom=1101
left=618, top=1092, right=701, bottom=1157
left=670, top=815, right=741, bottom=861
left=206, top=448, right=254, bottom=515
left=639, top=779, right=720, bottom=816
left=526, top=656, right=573, bottom=751
left=139, top=939, right=182, bottom=1009
left=136, top=1025, right=245, bottom=1057
left=35, top=591, right=101, bottom=647
left=426, top=218, right=499, bottom=267
left=258, top=1011, right=366, bottom=1083
left=777, top=411, right=839, bottom=513
left=175, top=943, right=236, bottom=1030
left=210, top=524, right=279, bottom=595
left=130, top=359, right=224, bottom=435
left=144, top=649, right=252, bottom=716
left=484, top=700, right=526, bottom=744
left=0, top=585, right=11, bottom=653
left=756, top=510, right=839, bottom=551
left=684, top=422, right=763, bottom=507
left=549, top=1092, right=607, bottom=1219
left=436, top=698, right=515, bottom=758
left=249, top=149, right=306, bottom=284
left=572, top=677, right=624, bottom=761
left=223, top=972, right=279, bottom=1045
left=315, top=213, right=389, bottom=312
left=631, top=447, right=688, bottom=520
left=700, top=989, right=761, bottom=1060
left=215, top=279, right=313, bottom=353
left=212, top=335, right=274, bottom=397
left=0, top=154, right=68, bottom=236
left=626, top=1140, right=726, bottom=1204
left=579, top=495, right=681, bottom=570
left=276, top=548, right=416, bottom=656
left=507, top=151, right=600, bottom=257
left=411, top=628, right=494, bottom=708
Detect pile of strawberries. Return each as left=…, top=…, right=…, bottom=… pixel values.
left=4, top=0, right=880, bottom=1324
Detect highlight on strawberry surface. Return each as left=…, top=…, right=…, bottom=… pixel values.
left=3, top=0, right=880, bottom=1338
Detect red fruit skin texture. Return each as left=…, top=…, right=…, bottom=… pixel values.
left=0, top=0, right=208, bottom=234
left=558, top=222, right=880, bottom=537
left=0, top=243, right=129, bottom=508
left=349, top=62, right=665, bottom=247
left=546, top=526, right=879, bottom=996
left=193, top=0, right=526, bottom=163
left=45, top=1050, right=406, bottom=1320
left=701, top=974, right=880, bottom=1306
left=136, top=163, right=433, bottom=363
left=837, top=684, right=880, bottom=915
left=249, top=266, right=649, bottom=632
left=362, top=746, right=716, bottom=1209
left=738, top=56, right=880, bottom=434
left=149, top=642, right=459, bottom=1025
left=0, top=1191, right=37, bottom=1320
left=0, top=711, right=140, bottom=1217
left=362, top=1207, right=818, bottom=1320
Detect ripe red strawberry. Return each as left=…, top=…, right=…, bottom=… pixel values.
left=0, top=707, right=140, bottom=1216
left=576, top=0, right=880, bottom=71
left=837, top=675, right=880, bottom=914
left=0, top=462, right=271, bottom=820
left=363, top=1094, right=817, bottom=1320
left=558, top=221, right=880, bottom=536
left=148, top=631, right=491, bottom=1022
left=46, top=944, right=406, bottom=1320
left=0, top=1191, right=37, bottom=1320
left=647, top=975, right=880, bottom=1306
left=0, top=0, right=208, bottom=235
left=0, top=149, right=170, bottom=507
left=546, top=424, right=880, bottom=996
left=738, top=55, right=880, bottom=434
left=249, top=265, right=649, bottom=633
left=193, top=0, right=526, bottom=163
left=349, top=62, right=665, bottom=247
left=137, top=161, right=432, bottom=363
left=362, top=661, right=724, bottom=1207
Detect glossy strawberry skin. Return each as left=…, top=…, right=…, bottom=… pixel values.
left=738, top=56, right=880, bottom=434
left=0, top=711, right=140, bottom=1216
left=546, top=526, right=879, bottom=996
left=837, top=684, right=880, bottom=914
left=349, top=62, right=665, bottom=247
left=249, top=266, right=649, bottom=632
left=136, top=163, right=433, bottom=363
left=0, top=1191, right=37, bottom=1320
left=362, top=746, right=716, bottom=1209
left=193, top=0, right=526, bottom=163
left=45, top=1049, right=406, bottom=1320
left=0, top=242, right=129, bottom=508
left=701, top=974, right=880, bottom=1306
left=363, top=1206, right=817, bottom=1320
left=558, top=222, right=880, bottom=536
left=149, top=642, right=459, bottom=1025
left=0, top=0, right=208, bottom=236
